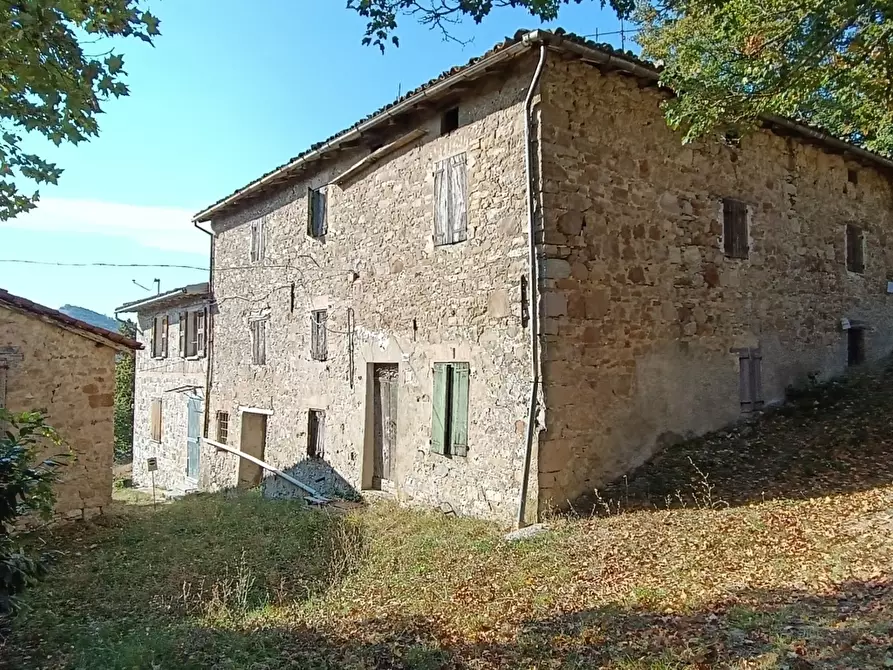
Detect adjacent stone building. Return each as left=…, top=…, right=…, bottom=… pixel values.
left=191, top=30, right=893, bottom=523
left=0, top=289, right=141, bottom=519
left=116, top=284, right=210, bottom=493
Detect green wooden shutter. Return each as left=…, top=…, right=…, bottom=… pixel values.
left=450, top=362, right=469, bottom=456
left=431, top=363, right=447, bottom=454
left=307, top=187, right=314, bottom=237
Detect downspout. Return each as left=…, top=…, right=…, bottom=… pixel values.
left=516, top=41, right=547, bottom=529
left=194, top=220, right=214, bottom=439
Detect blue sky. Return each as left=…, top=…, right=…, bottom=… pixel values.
left=0, top=1, right=630, bottom=316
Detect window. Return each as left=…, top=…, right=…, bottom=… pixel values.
left=308, top=186, right=327, bottom=238
left=846, top=224, right=865, bottom=273
left=307, top=409, right=325, bottom=458
left=434, top=153, right=467, bottom=246
left=440, top=107, right=459, bottom=135
left=150, top=398, right=162, bottom=442
left=179, top=310, right=207, bottom=358
left=848, top=327, right=865, bottom=366
left=311, top=310, right=327, bottom=361
left=0, top=363, right=7, bottom=410
left=216, top=411, right=229, bottom=444
left=250, top=220, right=265, bottom=263
left=723, top=198, right=749, bottom=259
left=151, top=315, right=168, bottom=358
left=431, top=362, right=469, bottom=457
left=250, top=319, right=267, bottom=365
left=737, top=348, right=764, bottom=413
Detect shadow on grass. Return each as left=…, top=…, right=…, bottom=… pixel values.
left=585, top=360, right=893, bottom=514
left=18, top=580, right=887, bottom=669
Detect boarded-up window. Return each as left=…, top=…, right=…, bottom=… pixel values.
left=846, top=224, right=865, bottom=273
left=250, top=319, right=267, bottom=365
left=723, top=198, right=749, bottom=259
left=431, top=362, right=469, bottom=457
left=308, top=187, right=327, bottom=238
left=150, top=398, right=162, bottom=442
left=216, top=411, right=229, bottom=444
left=738, top=349, right=764, bottom=413
left=307, top=409, right=325, bottom=458
left=434, top=153, right=468, bottom=246
left=311, top=310, right=327, bottom=361
left=250, top=220, right=265, bottom=263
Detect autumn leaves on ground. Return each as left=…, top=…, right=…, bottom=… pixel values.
left=5, top=367, right=893, bottom=669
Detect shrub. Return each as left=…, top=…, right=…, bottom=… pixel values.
left=0, top=409, right=67, bottom=617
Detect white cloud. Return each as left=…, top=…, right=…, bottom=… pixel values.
left=8, top=198, right=209, bottom=255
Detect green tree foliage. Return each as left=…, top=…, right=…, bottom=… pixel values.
left=0, top=1, right=161, bottom=221
left=638, top=0, right=893, bottom=156
left=0, top=410, right=67, bottom=618
left=114, top=319, right=136, bottom=463
left=349, top=0, right=893, bottom=156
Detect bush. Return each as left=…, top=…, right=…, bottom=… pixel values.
left=0, top=409, right=67, bottom=618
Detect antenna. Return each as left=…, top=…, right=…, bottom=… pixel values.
left=132, top=279, right=150, bottom=292
left=154, top=278, right=161, bottom=295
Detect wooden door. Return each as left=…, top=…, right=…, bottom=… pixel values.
left=372, top=364, right=398, bottom=488
left=186, top=397, right=201, bottom=481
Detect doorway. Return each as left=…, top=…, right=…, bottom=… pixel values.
left=371, top=363, right=398, bottom=489
left=186, top=396, right=202, bottom=482
left=238, top=411, right=267, bottom=488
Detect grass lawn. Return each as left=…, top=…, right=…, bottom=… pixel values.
left=4, top=365, right=893, bottom=669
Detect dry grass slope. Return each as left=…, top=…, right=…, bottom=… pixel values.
left=3, top=363, right=893, bottom=669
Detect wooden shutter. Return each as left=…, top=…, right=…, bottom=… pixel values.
left=450, top=363, right=469, bottom=457
left=150, top=398, right=162, bottom=442
left=318, top=187, right=327, bottom=236
left=431, top=364, right=447, bottom=454
left=739, top=349, right=763, bottom=412
left=150, top=317, right=158, bottom=357
left=179, top=311, right=188, bottom=358
left=161, top=316, right=169, bottom=358
left=0, top=363, right=7, bottom=410
left=433, top=160, right=448, bottom=245
left=449, top=153, right=467, bottom=243
left=196, top=309, right=207, bottom=356
left=723, top=199, right=748, bottom=259
left=250, top=221, right=258, bottom=262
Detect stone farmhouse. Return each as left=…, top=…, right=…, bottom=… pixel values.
left=0, top=289, right=141, bottom=519
left=116, top=283, right=211, bottom=493
left=189, top=30, right=893, bottom=524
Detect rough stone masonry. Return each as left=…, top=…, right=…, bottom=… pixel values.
left=193, top=32, right=893, bottom=523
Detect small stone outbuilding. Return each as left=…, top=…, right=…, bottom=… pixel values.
left=116, top=283, right=210, bottom=494
left=189, top=30, right=893, bottom=524
left=0, top=289, right=141, bottom=519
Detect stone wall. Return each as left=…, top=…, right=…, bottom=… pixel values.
left=0, top=307, right=118, bottom=518
left=204, top=61, right=540, bottom=521
left=132, top=307, right=207, bottom=493
left=536, top=57, right=893, bottom=509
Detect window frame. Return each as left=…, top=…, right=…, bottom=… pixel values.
left=431, top=362, right=469, bottom=457
left=250, top=219, right=265, bottom=263
left=846, top=224, right=865, bottom=274
left=250, top=318, right=268, bottom=366
left=307, top=409, right=325, bottom=459
left=151, top=315, right=168, bottom=359
left=308, top=186, right=328, bottom=239
left=440, top=106, right=459, bottom=135
left=310, top=309, right=328, bottom=361
left=150, top=397, right=163, bottom=442
left=848, top=327, right=866, bottom=366
left=433, top=153, right=468, bottom=246
left=722, top=198, right=749, bottom=259
left=216, top=411, right=229, bottom=444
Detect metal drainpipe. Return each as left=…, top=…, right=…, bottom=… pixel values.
left=194, top=220, right=214, bottom=439
left=516, top=42, right=547, bottom=529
